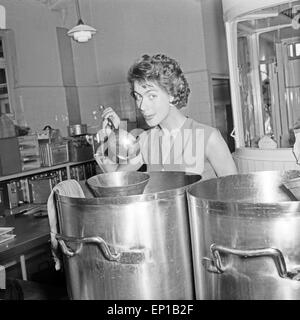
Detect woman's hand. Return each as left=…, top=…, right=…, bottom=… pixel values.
left=101, top=107, right=121, bottom=136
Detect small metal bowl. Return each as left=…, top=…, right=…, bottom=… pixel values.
left=87, top=171, right=150, bottom=197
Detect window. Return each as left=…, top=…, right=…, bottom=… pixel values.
left=296, top=42, right=300, bottom=56
left=288, top=44, right=294, bottom=58
left=287, top=42, right=300, bottom=59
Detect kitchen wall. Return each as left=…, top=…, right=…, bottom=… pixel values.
left=75, top=0, right=210, bottom=131
left=1, top=0, right=69, bottom=135
left=0, top=0, right=229, bottom=136
left=201, top=0, right=229, bottom=76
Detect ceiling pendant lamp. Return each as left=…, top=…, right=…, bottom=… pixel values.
left=67, top=0, right=96, bottom=43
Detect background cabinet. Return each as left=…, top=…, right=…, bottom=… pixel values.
left=0, top=159, right=99, bottom=286
left=0, top=159, right=99, bottom=216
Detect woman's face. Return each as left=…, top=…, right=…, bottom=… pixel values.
left=132, top=81, right=172, bottom=127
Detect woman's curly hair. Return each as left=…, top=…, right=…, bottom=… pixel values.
left=127, top=54, right=190, bottom=109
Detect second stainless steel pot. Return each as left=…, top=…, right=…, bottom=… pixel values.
left=187, top=170, right=300, bottom=300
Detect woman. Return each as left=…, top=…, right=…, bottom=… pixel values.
left=96, top=54, right=237, bottom=180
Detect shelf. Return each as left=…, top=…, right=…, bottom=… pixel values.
left=0, top=159, right=95, bottom=182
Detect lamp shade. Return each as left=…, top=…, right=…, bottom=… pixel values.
left=67, top=20, right=97, bottom=43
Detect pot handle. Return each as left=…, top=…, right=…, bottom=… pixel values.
left=56, top=233, right=148, bottom=264
left=202, top=244, right=300, bottom=280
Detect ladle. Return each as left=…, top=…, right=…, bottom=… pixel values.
left=95, top=105, right=141, bottom=161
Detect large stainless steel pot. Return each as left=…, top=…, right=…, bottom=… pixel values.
left=187, top=170, right=300, bottom=300
left=55, top=171, right=201, bottom=300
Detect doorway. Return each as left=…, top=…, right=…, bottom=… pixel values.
left=212, top=78, right=235, bottom=152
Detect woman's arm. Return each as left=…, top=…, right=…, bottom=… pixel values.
left=205, top=129, right=238, bottom=177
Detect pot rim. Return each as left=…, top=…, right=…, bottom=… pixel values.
left=57, top=171, right=201, bottom=205
left=187, top=170, right=300, bottom=217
